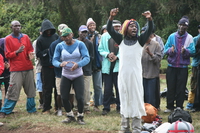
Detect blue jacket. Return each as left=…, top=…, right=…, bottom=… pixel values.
left=164, top=32, right=195, bottom=68
left=49, top=37, right=62, bottom=78
left=191, top=34, right=200, bottom=67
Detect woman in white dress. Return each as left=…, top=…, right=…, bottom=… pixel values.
left=106, top=8, right=154, bottom=133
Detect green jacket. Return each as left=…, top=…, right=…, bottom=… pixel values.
left=98, top=32, right=119, bottom=74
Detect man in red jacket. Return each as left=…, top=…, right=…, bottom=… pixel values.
left=0, top=20, right=36, bottom=118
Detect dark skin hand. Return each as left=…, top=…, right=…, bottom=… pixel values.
left=109, top=8, right=152, bottom=21
left=16, top=45, right=25, bottom=54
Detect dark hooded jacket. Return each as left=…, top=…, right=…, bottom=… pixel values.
left=36, top=19, right=59, bottom=66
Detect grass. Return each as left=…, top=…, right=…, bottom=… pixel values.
left=0, top=74, right=199, bottom=132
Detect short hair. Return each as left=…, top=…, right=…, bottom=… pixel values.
left=11, top=20, right=20, bottom=26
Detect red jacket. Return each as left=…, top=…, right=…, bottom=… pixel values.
left=5, top=33, right=33, bottom=72
left=0, top=54, right=4, bottom=75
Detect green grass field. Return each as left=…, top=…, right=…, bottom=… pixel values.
left=0, top=61, right=199, bottom=132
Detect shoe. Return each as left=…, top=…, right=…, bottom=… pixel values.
left=57, top=109, right=62, bottom=116
left=29, top=111, right=37, bottom=115
left=186, top=103, right=193, bottom=110
left=37, top=104, right=43, bottom=110
left=0, top=122, right=3, bottom=126
left=93, top=106, right=100, bottom=112
left=84, top=110, right=91, bottom=114
left=0, top=112, right=5, bottom=118
left=42, top=110, right=50, bottom=115
left=62, top=116, right=76, bottom=123
left=164, top=109, right=173, bottom=113
left=77, top=116, right=85, bottom=125
left=102, top=110, right=108, bottom=115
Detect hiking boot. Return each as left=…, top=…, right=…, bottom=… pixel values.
left=0, top=112, right=5, bottom=118
left=102, top=110, right=108, bottom=115
left=164, top=108, right=173, bottom=113
left=57, top=109, right=62, bottom=116
left=77, top=116, right=85, bottom=125
left=62, top=116, right=76, bottom=123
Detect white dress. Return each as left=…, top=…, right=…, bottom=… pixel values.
left=118, top=40, right=146, bottom=118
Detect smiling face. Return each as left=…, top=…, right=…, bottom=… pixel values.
left=127, top=22, right=137, bottom=37
left=88, top=23, right=96, bottom=33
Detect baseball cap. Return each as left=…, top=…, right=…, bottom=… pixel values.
left=58, top=24, right=68, bottom=32
left=79, top=25, right=88, bottom=32
left=61, top=27, right=73, bottom=36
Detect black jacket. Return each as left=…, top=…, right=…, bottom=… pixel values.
left=36, top=19, right=58, bottom=66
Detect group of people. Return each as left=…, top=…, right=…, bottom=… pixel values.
left=0, top=7, right=199, bottom=133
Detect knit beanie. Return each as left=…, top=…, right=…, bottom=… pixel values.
left=178, top=16, right=189, bottom=26
left=113, top=20, right=121, bottom=27
left=86, top=18, right=96, bottom=27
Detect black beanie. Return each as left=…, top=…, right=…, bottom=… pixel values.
left=178, top=16, right=189, bottom=26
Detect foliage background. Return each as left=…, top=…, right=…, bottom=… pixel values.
left=0, top=0, right=200, bottom=42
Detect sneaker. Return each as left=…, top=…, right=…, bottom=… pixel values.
left=0, top=122, right=3, bottom=126
left=93, top=106, right=100, bottom=112
left=38, top=104, right=43, bottom=110
left=62, top=116, right=76, bottom=123
left=0, top=112, right=5, bottom=118
left=164, top=108, right=173, bottom=113
left=77, top=116, right=85, bottom=125
left=186, top=103, right=193, bottom=110
left=57, top=109, right=62, bottom=116
left=102, top=110, right=108, bottom=115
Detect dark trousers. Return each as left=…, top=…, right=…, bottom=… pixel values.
left=41, top=66, right=55, bottom=112
left=0, top=77, right=10, bottom=95
left=103, top=72, right=120, bottom=111
left=143, top=78, right=157, bottom=107
left=60, top=75, right=84, bottom=113
left=155, top=77, right=161, bottom=109
left=166, top=66, right=188, bottom=109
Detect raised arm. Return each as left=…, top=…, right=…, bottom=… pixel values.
left=139, top=11, right=154, bottom=46
left=107, top=8, right=123, bottom=45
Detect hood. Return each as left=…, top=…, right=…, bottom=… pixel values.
left=40, top=19, right=56, bottom=35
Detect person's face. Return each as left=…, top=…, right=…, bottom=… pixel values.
left=178, top=24, right=188, bottom=35
left=45, top=29, right=51, bottom=35
left=88, top=23, right=96, bottom=33
left=114, top=25, right=121, bottom=32
left=62, top=33, right=73, bottom=44
left=79, top=30, right=88, bottom=40
left=103, top=29, right=107, bottom=33
left=127, top=22, right=137, bottom=37
left=11, top=21, right=21, bottom=34
left=198, top=29, right=200, bottom=34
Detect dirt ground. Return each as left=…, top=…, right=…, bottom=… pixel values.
left=0, top=74, right=166, bottom=133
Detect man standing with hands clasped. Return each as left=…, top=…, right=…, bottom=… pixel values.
left=0, top=20, right=36, bottom=118
left=164, top=16, right=195, bottom=113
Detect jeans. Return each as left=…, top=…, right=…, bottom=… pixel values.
left=92, top=71, right=103, bottom=106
